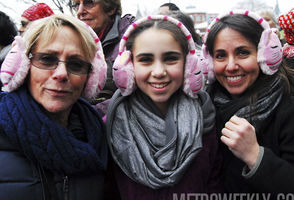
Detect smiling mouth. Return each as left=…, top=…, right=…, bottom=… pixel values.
left=150, top=82, right=170, bottom=89
left=226, top=76, right=243, bottom=82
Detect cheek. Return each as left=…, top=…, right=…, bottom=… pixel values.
left=212, top=61, right=224, bottom=75
left=71, top=77, right=88, bottom=92
left=29, top=67, right=48, bottom=88
left=134, top=66, right=149, bottom=83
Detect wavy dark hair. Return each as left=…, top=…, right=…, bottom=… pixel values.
left=0, top=11, right=17, bottom=47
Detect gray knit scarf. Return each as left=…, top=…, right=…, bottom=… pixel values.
left=107, top=90, right=215, bottom=189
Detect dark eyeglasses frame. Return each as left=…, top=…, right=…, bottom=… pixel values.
left=29, top=52, right=92, bottom=76
left=71, top=0, right=100, bottom=11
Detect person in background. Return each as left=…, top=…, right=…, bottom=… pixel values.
left=0, top=14, right=108, bottom=199
left=158, top=2, right=180, bottom=14
left=202, top=10, right=294, bottom=196
left=106, top=15, right=222, bottom=200
left=259, top=9, right=285, bottom=45
left=0, top=11, right=17, bottom=91
left=279, top=9, right=294, bottom=70
left=0, top=11, right=17, bottom=65
left=168, top=11, right=203, bottom=52
left=72, top=0, right=135, bottom=115
left=19, top=2, right=54, bottom=35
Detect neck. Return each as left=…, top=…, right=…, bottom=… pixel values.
left=46, top=109, right=71, bottom=128
left=155, top=100, right=170, bottom=118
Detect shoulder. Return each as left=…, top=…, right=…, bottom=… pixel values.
left=275, top=94, right=294, bottom=118
left=118, top=14, right=136, bottom=31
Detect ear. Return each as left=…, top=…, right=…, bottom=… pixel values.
left=199, top=45, right=215, bottom=84
left=107, top=7, right=116, bottom=17
left=258, top=29, right=282, bottom=75
left=183, top=52, right=202, bottom=98
left=112, top=50, right=136, bottom=96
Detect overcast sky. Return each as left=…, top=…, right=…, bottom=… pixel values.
left=121, top=0, right=293, bottom=15
left=0, top=0, right=293, bottom=27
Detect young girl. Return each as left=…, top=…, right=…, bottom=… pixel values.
left=106, top=15, right=222, bottom=199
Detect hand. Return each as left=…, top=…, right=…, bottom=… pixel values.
left=221, top=115, right=260, bottom=169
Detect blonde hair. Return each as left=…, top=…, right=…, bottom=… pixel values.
left=23, top=14, right=97, bottom=62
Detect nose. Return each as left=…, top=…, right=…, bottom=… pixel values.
left=18, top=26, right=26, bottom=35
left=151, top=61, right=167, bottom=77
left=226, top=56, right=239, bottom=71
left=52, top=62, right=69, bottom=81
left=76, top=2, right=86, bottom=16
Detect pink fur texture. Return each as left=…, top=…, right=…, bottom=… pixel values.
left=258, top=28, right=283, bottom=75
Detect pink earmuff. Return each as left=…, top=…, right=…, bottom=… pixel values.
left=112, top=15, right=203, bottom=98
left=201, top=10, right=283, bottom=83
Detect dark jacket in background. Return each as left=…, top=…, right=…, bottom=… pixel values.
left=95, top=14, right=135, bottom=107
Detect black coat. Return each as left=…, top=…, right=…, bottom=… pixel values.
left=220, top=95, right=294, bottom=194
left=0, top=128, right=105, bottom=200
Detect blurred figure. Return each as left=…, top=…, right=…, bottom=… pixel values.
left=279, top=9, right=294, bottom=70
left=0, top=11, right=17, bottom=90
left=259, top=9, right=278, bottom=28
left=0, top=14, right=108, bottom=199
left=19, top=2, right=54, bottom=35
left=259, top=9, right=284, bottom=44
left=72, top=0, right=135, bottom=114
left=0, top=11, right=17, bottom=65
left=168, top=11, right=203, bottom=49
left=158, top=2, right=180, bottom=14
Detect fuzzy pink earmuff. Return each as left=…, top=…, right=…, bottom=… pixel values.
left=112, top=15, right=203, bottom=98
left=201, top=10, right=283, bottom=84
left=0, top=20, right=107, bottom=100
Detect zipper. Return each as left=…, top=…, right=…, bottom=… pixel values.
left=37, top=164, right=47, bottom=200
left=63, top=175, right=69, bottom=200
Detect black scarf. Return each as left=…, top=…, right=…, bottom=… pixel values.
left=210, top=75, right=283, bottom=137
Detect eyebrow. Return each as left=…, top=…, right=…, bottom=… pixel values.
left=135, top=51, right=182, bottom=58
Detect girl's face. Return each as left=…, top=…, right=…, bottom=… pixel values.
left=213, top=27, right=260, bottom=96
left=133, top=28, right=185, bottom=114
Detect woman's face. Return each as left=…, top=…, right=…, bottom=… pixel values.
left=133, top=28, right=185, bottom=114
left=74, top=0, right=113, bottom=34
left=28, top=26, right=88, bottom=117
left=213, top=27, right=260, bottom=96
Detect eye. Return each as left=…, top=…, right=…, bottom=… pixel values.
left=194, top=71, right=201, bottom=75
left=138, top=56, right=153, bottom=64
left=67, top=59, right=83, bottom=71
left=39, top=54, right=58, bottom=66
left=67, top=59, right=91, bottom=74
left=214, top=52, right=226, bottom=60
left=237, top=49, right=250, bottom=57
left=71, top=1, right=80, bottom=9
left=83, top=0, right=94, bottom=6
left=164, top=55, right=180, bottom=64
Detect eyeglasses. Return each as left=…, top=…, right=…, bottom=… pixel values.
left=71, top=0, right=100, bottom=11
left=29, top=53, right=92, bottom=76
